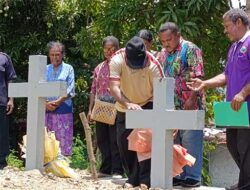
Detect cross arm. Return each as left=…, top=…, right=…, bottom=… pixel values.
left=8, top=83, right=28, bottom=97
left=126, top=110, right=205, bottom=130
left=37, top=82, right=67, bottom=97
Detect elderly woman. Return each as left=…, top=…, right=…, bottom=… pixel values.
left=45, top=41, right=75, bottom=156
left=87, top=36, right=123, bottom=178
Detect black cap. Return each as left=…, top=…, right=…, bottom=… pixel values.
left=125, top=36, right=147, bottom=69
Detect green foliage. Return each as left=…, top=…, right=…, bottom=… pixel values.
left=76, top=0, right=230, bottom=74
left=1, top=0, right=232, bottom=181
left=205, top=89, right=226, bottom=124
left=1, top=0, right=230, bottom=129
left=202, top=141, right=217, bottom=185
left=6, top=150, right=24, bottom=170
left=70, top=135, right=89, bottom=169
left=72, top=65, right=91, bottom=135
left=0, top=0, right=94, bottom=133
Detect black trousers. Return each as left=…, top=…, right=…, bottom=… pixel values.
left=96, top=121, right=123, bottom=175
left=226, top=129, right=250, bottom=189
left=0, top=106, right=9, bottom=163
left=116, top=102, right=152, bottom=187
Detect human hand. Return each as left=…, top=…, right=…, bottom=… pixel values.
left=125, top=103, right=142, bottom=110
left=87, top=110, right=94, bottom=123
left=183, top=97, right=196, bottom=110
left=186, top=78, right=205, bottom=92
left=6, top=99, right=14, bottom=115
left=231, top=92, right=245, bottom=111
left=51, top=99, right=62, bottom=107
left=46, top=102, right=57, bottom=111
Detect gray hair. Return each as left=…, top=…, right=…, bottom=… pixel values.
left=159, top=22, right=179, bottom=33
left=102, top=36, right=119, bottom=50
left=47, top=41, right=65, bottom=56
left=223, top=8, right=249, bottom=26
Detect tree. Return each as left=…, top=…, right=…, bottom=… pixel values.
left=0, top=0, right=231, bottom=135
left=0, top=0, right=93, bottom=134
left=0, top=0, right=235, bottom=183
left=75, top=0, right=230, bottom=79
left=246, top=0, right=250, bottom=16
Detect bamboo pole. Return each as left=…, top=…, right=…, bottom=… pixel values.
left=79, top=112, right=97, bottom=180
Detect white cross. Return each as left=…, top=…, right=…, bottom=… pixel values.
left=126, top=78, right=204, bottom=189
left=9, top=55, right=67, bottom=170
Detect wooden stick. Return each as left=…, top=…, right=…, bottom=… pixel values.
left=79, top=112, right=98, bottom=180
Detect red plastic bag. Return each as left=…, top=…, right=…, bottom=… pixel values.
left=127, top=129, right=152, bottom=153
left=127, top=129, right=196, bottom=177
left=173, top=145, right=196, bottom=177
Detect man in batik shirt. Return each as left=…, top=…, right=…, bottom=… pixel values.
left=158, top=22, right=204, bottom=187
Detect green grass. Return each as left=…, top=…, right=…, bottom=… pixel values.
left=69, top=135, right=90, bottom=169
left=6, top=150, right=25, bottom=170
left=202, top=141, right=217, bottom=185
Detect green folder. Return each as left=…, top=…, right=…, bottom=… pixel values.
left=213, top=101, right=249, bottom=128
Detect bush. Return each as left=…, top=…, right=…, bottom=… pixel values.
left=202, top=141, right=217, bottom=185
left=6, top=150, right=24, bottom=170
left=70, top=135, right=89, bottom=170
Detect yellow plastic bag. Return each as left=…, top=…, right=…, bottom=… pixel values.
left=20, top=128, right=60, bottom=164
left=45, top=159, right=78, bottom=179
left=44, top=128, right=60, bottom=164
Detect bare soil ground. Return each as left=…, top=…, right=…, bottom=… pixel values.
left=0, top=167, right=124, bottom=190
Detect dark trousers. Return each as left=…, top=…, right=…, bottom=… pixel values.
left=116, top=102, right=152, bottom=187
left=96, top=121, right=123, bottom=175
left=227, top=129, right=250, bottom=189
left=0, top=106, right=9, bottom=163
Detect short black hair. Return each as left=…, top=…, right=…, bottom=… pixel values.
left=223, top=8, right=249, bottom=26
left=47, top=41, right=65, bottom=56
left=102, top=36, right=119, bottom=50
left=138, top=29, right=153, bottom=42
left=159, top=22, right=179, bottom=33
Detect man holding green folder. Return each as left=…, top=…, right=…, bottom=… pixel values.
left=188, top=9, right=250, bottom=189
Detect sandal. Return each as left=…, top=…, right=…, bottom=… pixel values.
left=123, top=182, right=133, bottom=188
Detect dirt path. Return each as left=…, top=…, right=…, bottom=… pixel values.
left=0, top=167, right=226, bottom=190
left=0, top=167, right=124, bottom=190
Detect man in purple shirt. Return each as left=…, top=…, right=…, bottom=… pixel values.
left=0, top=52, right=16, bottom=169
left=188, top=9, right=250, bottom=189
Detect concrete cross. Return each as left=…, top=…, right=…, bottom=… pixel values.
left=9, top=55, right=67, bottom=170
left=126, top=77, right=204, bottom=189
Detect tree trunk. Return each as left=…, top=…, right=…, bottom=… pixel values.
left=246, top=0, right=250, bottom=18
left=79, top=112, right=97, bottom=180
left=229, top=0, right=233, bottom=8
